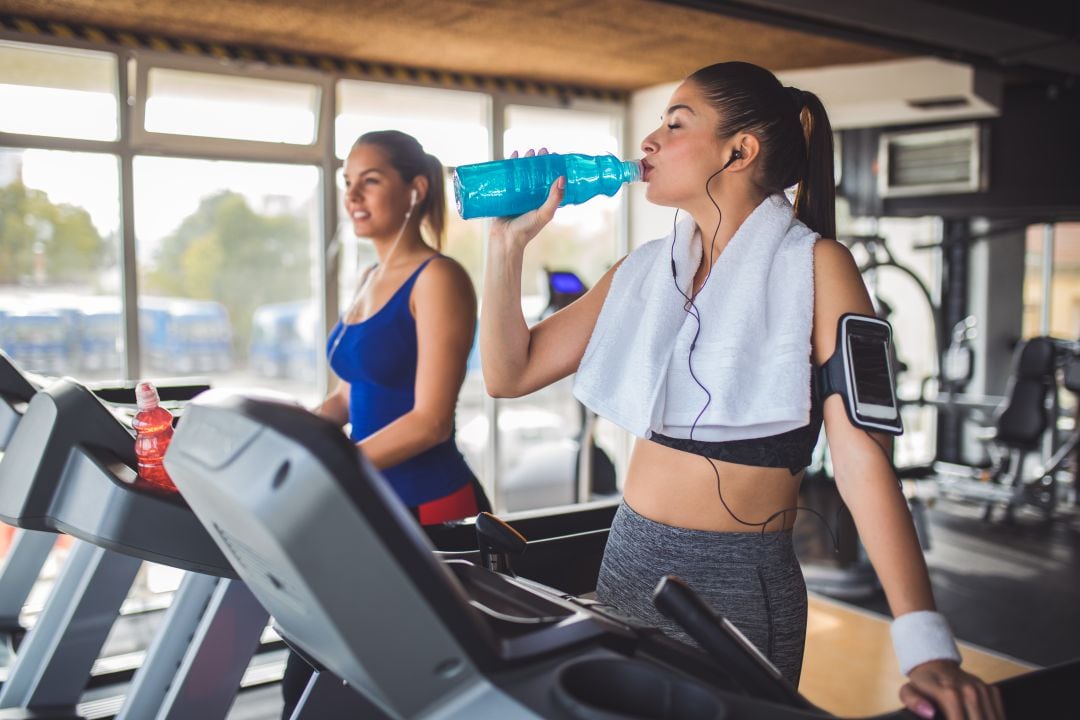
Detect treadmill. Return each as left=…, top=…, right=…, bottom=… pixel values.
left=165, top=391, right=1080, bottom=720
left=0, top=377, right=267, bottom=720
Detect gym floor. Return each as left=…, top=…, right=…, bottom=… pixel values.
left=849, top=497, right=1080, bottom=669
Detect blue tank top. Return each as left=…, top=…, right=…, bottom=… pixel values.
left=327, top=255, right=473, bottom=507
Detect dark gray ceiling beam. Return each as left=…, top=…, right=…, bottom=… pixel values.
left=660, top=0, right=1080, bottom=77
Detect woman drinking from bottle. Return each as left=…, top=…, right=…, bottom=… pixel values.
left=480, top=62, right=1002, bottom=720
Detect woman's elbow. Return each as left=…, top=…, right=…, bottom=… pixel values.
left=482, top=376, right=523, bottom=399
left=831, top=454, right=902, bottom=509
left=488, top=382, right=524, bottom=399
left=422, top=413, right=455, bottom=445
left=828, top=453, right=866, bottom=501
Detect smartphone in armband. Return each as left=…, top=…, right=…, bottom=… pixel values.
left=819, top=314, right=904, bottom=435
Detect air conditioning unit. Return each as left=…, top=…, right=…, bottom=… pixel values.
left=877, top=123, right=987, bottom=198
left=777, top=58, right=1001, bottom=129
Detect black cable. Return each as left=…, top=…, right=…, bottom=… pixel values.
left=668, top=166, right=728, bottom=434
left=702, top=457, right=843, bottom=545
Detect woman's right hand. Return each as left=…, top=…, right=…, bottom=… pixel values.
left=490, top=148, right=565, bottom=251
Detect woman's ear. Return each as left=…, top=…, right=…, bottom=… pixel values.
left=730, top=133, right=760, bottom=167
left=410, top=175, right=430, bottom=205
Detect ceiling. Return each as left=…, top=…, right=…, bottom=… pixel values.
left=666, top=1, right=1080, bottom=79
left=0, top=0, right=902, bottom=91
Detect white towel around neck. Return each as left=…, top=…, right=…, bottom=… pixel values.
left=572, top=193, right=818, bottom=441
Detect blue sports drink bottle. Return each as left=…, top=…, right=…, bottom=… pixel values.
left=453, top=153, right=641, bottom=219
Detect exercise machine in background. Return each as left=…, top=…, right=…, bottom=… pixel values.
left=934, top=336, right=1080, bottom=522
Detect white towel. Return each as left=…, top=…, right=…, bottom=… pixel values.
left=573, top=193, right=817, bottom=441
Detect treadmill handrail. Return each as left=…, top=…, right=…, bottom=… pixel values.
left=0, top=350, right=38, bottom=404
left=653, top=575, right=816, bottom=711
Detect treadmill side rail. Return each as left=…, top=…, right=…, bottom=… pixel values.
left=0, top=541, right=141, bottom=710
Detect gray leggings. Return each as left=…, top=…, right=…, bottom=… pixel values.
left=595, top=501, right=808, bottom=687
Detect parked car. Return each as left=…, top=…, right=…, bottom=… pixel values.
left=249, top=300, right=319, bottom=382
left=0, top=309, right=71, bottom=375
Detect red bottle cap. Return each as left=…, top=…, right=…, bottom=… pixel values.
left=135, top=382, right=160, bottom=411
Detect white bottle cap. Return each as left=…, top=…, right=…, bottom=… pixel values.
left=135, top=381, right=160, bottom=411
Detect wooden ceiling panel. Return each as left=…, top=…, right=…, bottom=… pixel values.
left=0, top=0, right=901, bottom=90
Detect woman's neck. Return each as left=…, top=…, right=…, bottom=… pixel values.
left=369, top=226, right=428, bottom=268
left=687, top=187, right=768, bottom=267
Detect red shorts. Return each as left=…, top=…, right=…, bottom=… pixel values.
left=414, top=481, right=481, bottom=525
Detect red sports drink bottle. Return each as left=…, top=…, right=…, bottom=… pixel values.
left=133, top=381, right=178, bottom=493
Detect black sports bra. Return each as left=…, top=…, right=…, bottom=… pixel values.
left=649, top=369, right=824, bottom=475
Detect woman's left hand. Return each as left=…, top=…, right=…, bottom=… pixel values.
left=489, top=148, right=565, bottom=250
left=900, top=660, right=1006, bottom=719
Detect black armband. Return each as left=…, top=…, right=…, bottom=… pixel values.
left=817, top=313, right=904, bottom=435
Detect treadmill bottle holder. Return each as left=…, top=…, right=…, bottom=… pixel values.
left=0, top=378, right=233, bottom=577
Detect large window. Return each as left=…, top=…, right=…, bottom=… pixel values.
left=0, top=147, right=122, bottom=377
left=0, top=42, right=124, bottom=379
left=0, top=39, right=126, bottom=623
left=0, top=34, right=636, bottom=697
left=1023, top=223, right=1080, bottom=340
left=145, top=68, right=320, bottom=145
left=134, top=157, right=322, bottom=403
left=332, top=86, right=628, bottom=509
left=0, top=40, right=118, bottom=141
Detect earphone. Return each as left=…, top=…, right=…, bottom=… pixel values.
left=720, top=149, right=742, bottom=171
left=401, top=188, right=420, bottom=221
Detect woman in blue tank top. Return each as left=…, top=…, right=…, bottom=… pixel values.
left=316, top=129, right=485, bottom=521
left=283, top=130, right=487, bottom=716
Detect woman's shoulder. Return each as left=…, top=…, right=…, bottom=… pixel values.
left=811, top=238, right=875, bottom=352
left=412, top=254, right=476, bottom=302
left=812, top=237, right=858, bottom=278
left=420, top=252, right=468, bottom=275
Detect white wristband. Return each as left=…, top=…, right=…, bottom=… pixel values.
left=890, top=610, right=962, bottom=676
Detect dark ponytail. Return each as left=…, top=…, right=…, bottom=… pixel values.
left=792, top=92, right=835, bottom=240
left=423, top=153, right=446, bottom=250
left=354, top=130, right=448, bottom=250
left=687, top=62, right=836, bottom=239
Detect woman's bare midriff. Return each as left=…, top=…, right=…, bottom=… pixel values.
left=623, top=438, right=804, bottom=532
